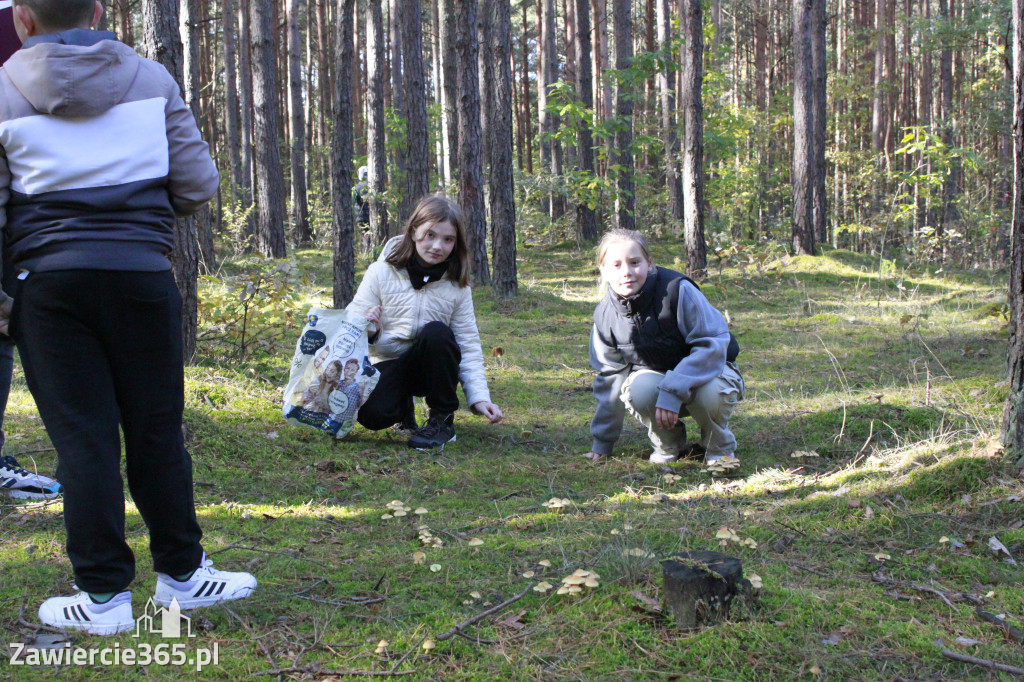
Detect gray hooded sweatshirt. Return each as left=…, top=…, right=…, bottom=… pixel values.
left=0, top=29, right=218, bottom=290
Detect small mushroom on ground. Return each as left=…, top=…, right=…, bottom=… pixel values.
left=468, top=537, right=484, bottom=547
left=412, top=551, right=426, bottom=565
left=422, top=639, right=435, bottom=651
left=375, top=639, right=389, bottom=654
left=533, top=581, right=553, bottom=593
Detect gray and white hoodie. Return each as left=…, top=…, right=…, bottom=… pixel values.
left=0, top=29, right=218, bottom=288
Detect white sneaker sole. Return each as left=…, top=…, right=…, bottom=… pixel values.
left=154, top=583, right=256, bottom=610
left=411, top=434, right=456, bottom=451
left=5, top=488, right=61, bottom=500
left=38, top=608, right=134, bottom=635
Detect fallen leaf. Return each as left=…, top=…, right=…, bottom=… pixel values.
left=631, top=590, right=662, bottom=611
left=955, top=636, right=982, bottom=647
left=988, top=536, right=1018, bottom=565
left=495, top=609, right=527, bottom=631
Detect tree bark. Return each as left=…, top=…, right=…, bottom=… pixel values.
left=612, top=0, right=635, bottom=232
left=539, top=0, right=566, bottom=220
left=237, top=0, right=256, bottom=251
left=680, top=0, right=706, bottom=278
left=1006, top=0, right=1024, bottom=465
left=182, top=0, right=215, bottom=276
left=792, top=0, right=816, bottom=255
left=248, top=0, right=287, bottom=257
left=366, top=0, right=389, bottom=243
left=489, top=0, right=518, bottom=298
left=332, top=0, right=357, bottom=307
left=222, top=0, right=243, bottom=205
left=142, top=0, right=199, bottom=362
left=440, top=0, right=460, bottom=186
left=401, top=0, right=429, bottom=211
left=521, top=2, right=534, bottom=174
left=575, top=0, right=599, bottom=240
left=455, top=0, right=490, bottom=284
left=478, top=0, right=494, bottom=176
left=811, top=0, right=827, bottom=244
left=938, top=0, right=958, bottom=236
left=657, top=0, right=684, bottom=222
left=287, top=0, right=312, bottom=247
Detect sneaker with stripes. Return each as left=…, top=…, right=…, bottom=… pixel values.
left=154, top=553, right=257, bottom=609
left=0, top=455, right=62, bottom=499
left=37, top=590, right=133, bottom=635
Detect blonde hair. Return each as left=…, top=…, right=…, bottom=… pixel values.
left=597, top=228, right=653, bottom=267
left=385, top=194, right=470, bottom=287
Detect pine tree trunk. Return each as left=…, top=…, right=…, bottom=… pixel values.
left=287, top=0, right=312, bottom=247
left=938, top=0, right=958, bottom=236
left=222, top=0, right=243, bottom=205
left=521, top=2, right=534, bottom=174
left=249, top=0, right=287, bottom=257
left=401, top=0, right=429, bottom=209
left=238, top=0, right=256, bottom=251
left=811, top=0, right=827, bottom=245
left=431, top=1, right=445, bottom=184
left=575, top=0, right=599, bottom=240
left=332, top=0, right=357, bottom=307
left=539, top=0, right=566, bottom=220
left=680, top=0, right=706, bottom=278
left=792, top=0, right=816, bottom=255
left=490, top=0, right=518, bottom=298
left=440, top=0, right=460, bottom=186
left=367, top=0, right=389, bottom=243
left=455, top=0, right=491, bottom=284
left=612, top=0, right=635, bottom=232
left=478, top=0, right=494, bottom=177
left=1006, top=0, right=1024, bottom=466
left=657, top=0, right=684, bottom=222
left=182, top=0, right=216, bottom=276
left=142, top=0, right=199, bottom=363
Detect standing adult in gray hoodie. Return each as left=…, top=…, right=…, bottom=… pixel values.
left=0, top=0, right=255, bottom=634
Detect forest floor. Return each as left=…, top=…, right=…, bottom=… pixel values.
left=1, top=239, right=1022, bottom=681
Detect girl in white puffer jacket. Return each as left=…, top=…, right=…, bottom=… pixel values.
left=349, top=195, right=504, bottom=449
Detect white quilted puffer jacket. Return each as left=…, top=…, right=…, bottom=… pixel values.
left=349, top=237, right=491, bottom=408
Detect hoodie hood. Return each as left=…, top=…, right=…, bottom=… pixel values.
left=4, top=30, right=139, bottom=117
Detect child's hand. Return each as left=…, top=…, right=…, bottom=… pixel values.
left=472, top=401, right=504, bottom=423
left=364, top=305, right=382, bottom=325
left=655, top=407, right=679, bottom=430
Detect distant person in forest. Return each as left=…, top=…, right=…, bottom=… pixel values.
left=0, top=0, right=63, bottom=501
left=349, top=194, right=503, bottom=449
left=354, top=165, right=371, bottom=252
left=582, top=229, right=744, bottom=468
left=0, top=0, right=254, bottom=634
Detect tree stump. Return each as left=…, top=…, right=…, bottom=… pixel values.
left=661, top=551, right=747, bottom=628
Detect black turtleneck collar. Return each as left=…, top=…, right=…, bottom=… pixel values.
left=608, top=267, right=659, bottom=317
left=407, top=253, right=449, bottom=290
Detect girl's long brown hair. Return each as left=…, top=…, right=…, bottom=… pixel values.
left=385, top=194, right=470, bottom=287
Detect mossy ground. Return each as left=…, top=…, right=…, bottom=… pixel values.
left=1, top=241, right=1020, bottom=680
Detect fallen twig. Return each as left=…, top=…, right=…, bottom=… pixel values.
left=207, top=544, right=329, bottom=568
left=911, top=583, right=958, bottom=611
left=251, top=666, right=417, bottom=677
left=17, top=598, right=65, bottom=634
left=436, top=583, right=533, bottom=641
left=976, top=607, right=1024, bottom=643
left=295, top=594, right=386, bottom=606
left=223, top=605, right=279, bottom=677
left=940, top=648, right=1024, bottom=676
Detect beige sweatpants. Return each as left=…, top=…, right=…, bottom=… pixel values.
left=620, top=362, right=744, bottom=459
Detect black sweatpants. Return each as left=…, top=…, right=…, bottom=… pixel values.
left=357, top=321, right=461, bottom=430
left=11, top=270, right=203, bottom=593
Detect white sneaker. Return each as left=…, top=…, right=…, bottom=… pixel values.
left=154, top=553, right=257, bottom=609
left=649, top=451, right=679, bottom=464
left=38, top=590, right=133, bottom=635
left=1, top=455, right=62, bottom=499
